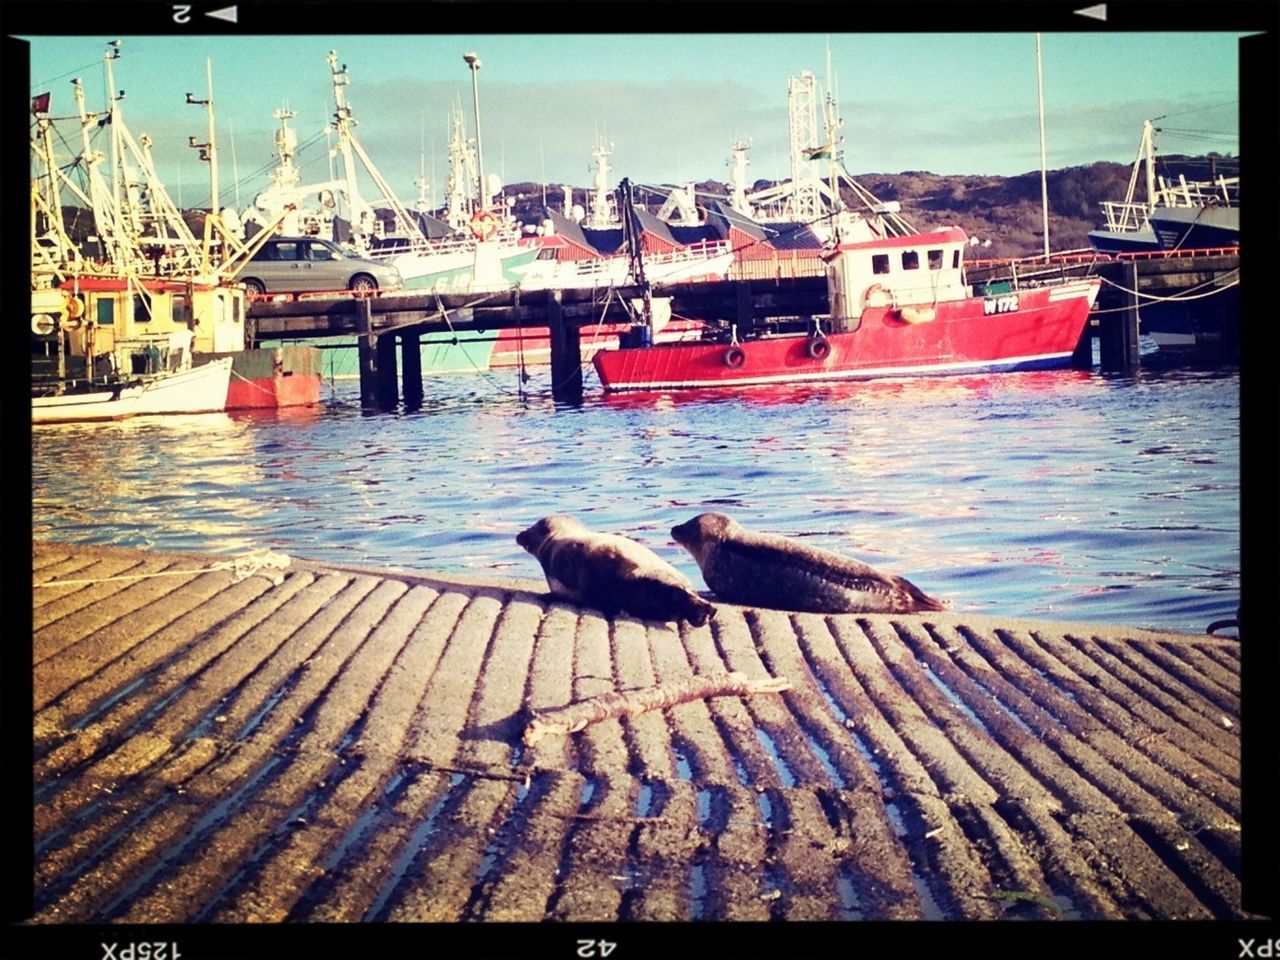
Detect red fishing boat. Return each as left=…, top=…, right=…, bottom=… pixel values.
left=593, top=227, right=1100, bottom=392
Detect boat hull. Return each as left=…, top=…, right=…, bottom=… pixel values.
left=394, top=246, right=541, bottom=292
left=202, top=347, right=324, bottom=409
left=32, top=358, right=232, bottom=424
left=32, top=383, right=145, bottom=424
left=1087, top=225, right=1161, bottom=255
left=1148, top=206, right=1239, bottom=251
left=592, top=281, right=1100, bottom=392
left=133, top=357, right=233, bottom=415
left=489, top=320, right=704, bottom=368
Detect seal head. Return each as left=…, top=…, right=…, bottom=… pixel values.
left=672, top=512, right=945, bottom=615
left=518, top=514, right=715, bottom=626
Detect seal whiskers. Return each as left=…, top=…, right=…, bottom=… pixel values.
left=671, top=512, right=945, bottom=615
left=517, top=514, right=715, bottom=626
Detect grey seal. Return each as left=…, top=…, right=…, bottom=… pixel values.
left=517, top=515, right=715, bottom=626
left=670, top=512, right=945, bottom=614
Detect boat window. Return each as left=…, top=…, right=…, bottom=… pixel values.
left=902, top=250, right=920, bottom=270
left=928, top=249, right=943, bottom=270
left=953, top=250, right=961, bottom=269
left=133, top=295, right=149, bottom=323
left=872, top=254, right=890, bottom=275
left=96, top=298, right=113, bottom=326
left=173, top=296, right=191, bottom=327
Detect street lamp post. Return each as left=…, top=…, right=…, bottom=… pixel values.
left=463, top=51, right=485, bottom=214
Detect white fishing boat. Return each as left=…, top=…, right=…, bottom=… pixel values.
left=516, top=238, right=734, bottom=291
left=30, top=42, right=323, bottom=412
left=31, top=381, right=145, bottom=424
left=33, top=356, right=232, bottom=424
left=515, top=142, right=735, bottom=291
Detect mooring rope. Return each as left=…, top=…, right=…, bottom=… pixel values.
left=1098, top=268, right=1239, bottom=304
left=35, top=548, right=292, bottom=588
left=430, top=291, right=523, bottom=396
left=547, top=284, right=625, bottom=397
left=228, top=366, right=278, bottom=396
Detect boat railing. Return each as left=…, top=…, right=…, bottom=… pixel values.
left=1154, top=174, right=1239, bottom=209
left=364, top=228, right=526, bottom=263
left=1099, top=200, right=1151, bottom=233
left=643, top=239, right=733, bottom=267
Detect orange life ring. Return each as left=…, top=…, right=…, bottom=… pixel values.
left=65, top=295, right=84, bottom=320
left=723, top=346, right=746, bottom=368
left=470, top=209, right=498, bottom=240
left=806, top=335, right=831, bottom=360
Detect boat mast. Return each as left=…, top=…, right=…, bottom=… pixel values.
left=185, top=59, right=219, bottom=216
left=444, top=102, right=476, bottom=232
left=788, top=71, right=821, bottom=223
left=463, top=52, right=485, bottom=212
left=585, top=138, right=617, bottom=228
left=103, top=41, right=126, bottom=245
left=186, top=58, right=220, bottom=273
left=823, top=42, right=843, bottom=214
left=1142, top=118, right=1159, bottom=208
left=73, top=75, right=130, bottom=269
left=1035, top=33, right=1050, bottom=260
left=414, top=122, right=431, bottom=214
left=327, top=50, right=368, bottom=247
left=326, top=51, right=433, bottom=248
left=727, top=140, right=752, bottom=216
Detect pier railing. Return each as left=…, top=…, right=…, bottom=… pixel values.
left=965, top=245, right=1239, bottom=272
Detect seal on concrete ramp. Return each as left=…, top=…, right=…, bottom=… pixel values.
left=671, top=512, right=945, bottom=614
left=517, top=515, right=715, bottom=625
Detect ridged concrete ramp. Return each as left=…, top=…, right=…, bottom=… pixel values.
left=30, top=540, right=1243, bottom=922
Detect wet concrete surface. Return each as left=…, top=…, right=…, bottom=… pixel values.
left=31, top=540, right=1245, bottom=922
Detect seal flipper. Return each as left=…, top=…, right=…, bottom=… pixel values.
left=615, top=578, right=715, bottom=626
left=888, top=573, right=947, bottom=612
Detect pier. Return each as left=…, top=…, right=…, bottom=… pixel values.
left=246, top=247, right=1238, bottom=407
left=247, top=276, right=827, bottom=405
left=31, top=539, right=1245, bottom=923
left=967, top=248, right=1241, bottom=371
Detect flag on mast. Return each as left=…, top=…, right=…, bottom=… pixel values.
left=31, top=91, right=51, bottom=116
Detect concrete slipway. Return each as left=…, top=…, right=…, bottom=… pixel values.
left=30, top=540, right=1244, bottom=923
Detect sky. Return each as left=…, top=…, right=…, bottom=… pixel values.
left=23, top=32, right=1245, bottom=214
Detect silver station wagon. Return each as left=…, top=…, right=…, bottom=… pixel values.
left=238, top=237, right=404, bottom=295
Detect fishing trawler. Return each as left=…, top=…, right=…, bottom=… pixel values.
left=242, top=53, right=538, bottom=294
left=1088, top=119, right=1239, bottom=254
left=592, top=226, right=1100, bottom=392
left=30, top=41, right=321, bottom=411
left=31, top=283, right=233, bottom=424
left=592, top=61, right=1101, bottom=393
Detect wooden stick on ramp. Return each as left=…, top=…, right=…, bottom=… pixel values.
left=523, top=670, right=793, bottom=746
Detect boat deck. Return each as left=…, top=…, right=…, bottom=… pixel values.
left=31, top=540, right=1244, bottom=923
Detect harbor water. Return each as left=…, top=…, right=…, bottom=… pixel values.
left=30, top=361, right=1240, bottom=636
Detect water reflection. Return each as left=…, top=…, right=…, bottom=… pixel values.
left=32, top=414, right=268, bottom=556
left=29, top=367, right=1239, bottom=634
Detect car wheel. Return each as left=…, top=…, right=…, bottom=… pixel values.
left=242, top=278, right=266, bottom=295
left=349, top=274, right=378, bottom=296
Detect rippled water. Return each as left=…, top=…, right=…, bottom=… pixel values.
left=30, top=364, right=1240, bottom=634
